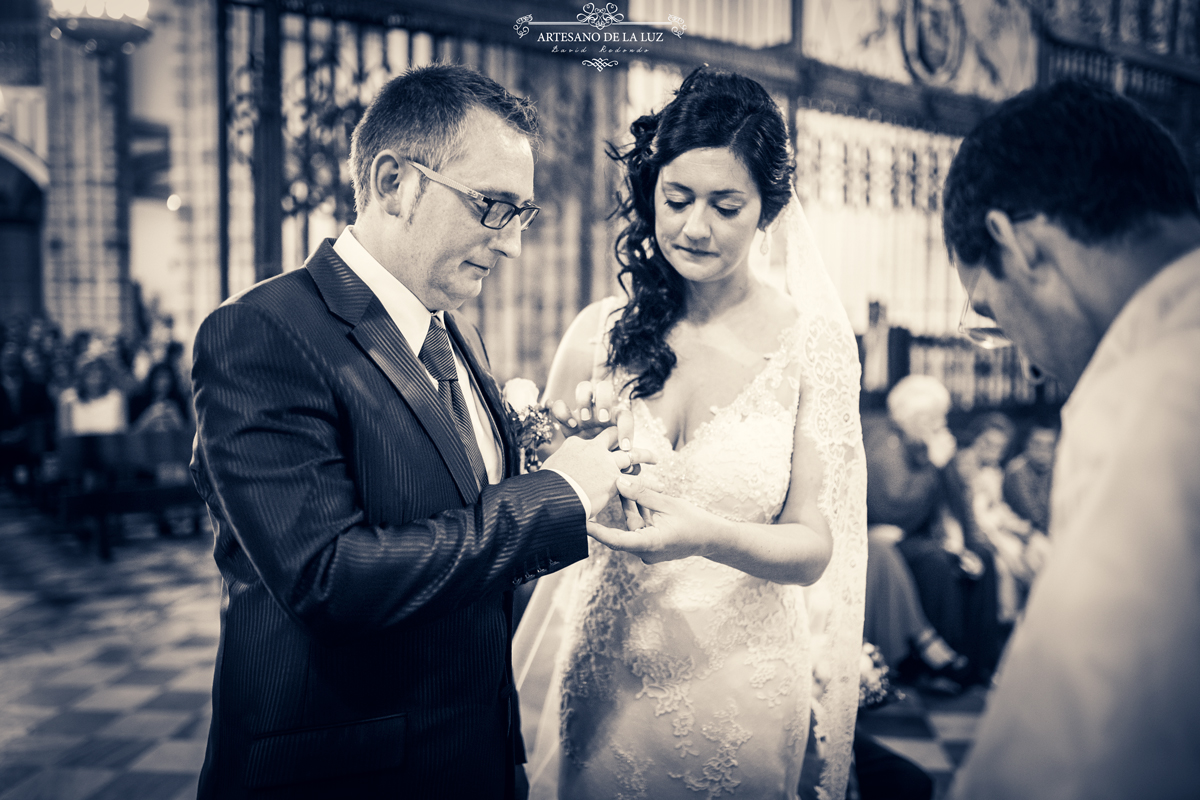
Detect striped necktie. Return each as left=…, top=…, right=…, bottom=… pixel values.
left=419, top=315, right=488, bottom=489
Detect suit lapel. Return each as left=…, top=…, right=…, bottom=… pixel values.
left=306, top=241, right=481, bottom=504
left=445, top=314, right=514, bottom=478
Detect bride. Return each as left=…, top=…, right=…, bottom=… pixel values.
left=514, top=68, right=867, bottom=799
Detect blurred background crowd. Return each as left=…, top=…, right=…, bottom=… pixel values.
left=0, top=303, right=190, bottom=501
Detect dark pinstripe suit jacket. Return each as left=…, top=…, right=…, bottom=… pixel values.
left=190, top=240, right=588, bottom=799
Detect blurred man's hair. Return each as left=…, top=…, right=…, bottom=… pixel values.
left=943, top=79, right=1199, bottom=275
left=887, top=374, right=951, bottom=425
left=349, top=63, right=539, bottom=216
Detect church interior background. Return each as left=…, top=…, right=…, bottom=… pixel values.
left=2, top=0, right=1199, bottom=412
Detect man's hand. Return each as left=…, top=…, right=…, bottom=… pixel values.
left=586, top=474, right=717, bottom=565
left=925, top=428, right=958, bottom=469
left=549, top=379, right=635, bottom=453
left=542, top=427, right=656, bottom=515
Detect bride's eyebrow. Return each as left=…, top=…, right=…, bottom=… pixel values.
left=662, top=182, right=745, bottom=198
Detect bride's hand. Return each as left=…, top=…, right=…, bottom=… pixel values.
left=587, top=475, right=717, bottom=565
left=549, top=379, right=634, bottom=452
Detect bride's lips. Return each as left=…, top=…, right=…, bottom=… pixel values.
left=673, top=243, right=718, bottom=257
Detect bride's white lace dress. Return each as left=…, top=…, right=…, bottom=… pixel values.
left=552, top=321, right=811, bottom=799
left=517, top=200, right=867, bottom=800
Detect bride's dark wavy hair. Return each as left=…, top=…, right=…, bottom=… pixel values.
left=606, top=67, right=794, bottom=399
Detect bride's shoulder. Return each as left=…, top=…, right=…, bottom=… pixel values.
left=561, top=297, right=626, bottom=345
left=743, top=285, right=803, bottom=343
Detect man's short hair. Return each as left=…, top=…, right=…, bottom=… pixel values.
left=349, top=63, right=540, bottom=215
left=944, top=79, right=1199, bottom=274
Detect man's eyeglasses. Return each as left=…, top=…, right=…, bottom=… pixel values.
left=957, top=269, right=1012, bottom=350
left=410, top=161, right=540, bottom=231
left=956, top=211, right=1037, bottom=350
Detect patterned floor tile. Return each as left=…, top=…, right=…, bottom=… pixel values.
left=0, top=767, right=40, bottom=797
left=111, top=669, right=180, bottom=687
left=13, top=688, right=91, bottom=709
left=72, top=687, right=161, bottom=712
left=42, top=666, right=127, bottom=689
left=88, top=647, right=137, bottom=667
left=79, top=771, right=193, bottom=800
left=94, top=712, right=192, bottom=740
left=0, top=767, right=114, bottom=800
left=172, top=636, right=217, bottom=649
left=164, top=668, right=212, bottom=692
left=927, top=711, right=979, bottom=742
left=29, top=713, right=121, bottom=738
left=0, top=707, right=59, bottom=740
left=920, top=685, right=989, bottom=714
left=0, top=592, right=35, bottom=618
left=169, top=714, right=210, bottom=742
left=55, top=739, right=156, bottom=770
left=139, top=649, right=216, bottom=671
left=140, top=692, right=208, bottom=712
left=875, top=736, right=956, bottom=773
left=942, top=740, right=973, bottom=768
left=858, top=712, right=936, bottom=739
left=0, top=736, right=86, bottom=768
left=128, top=740, right=208, bottom=774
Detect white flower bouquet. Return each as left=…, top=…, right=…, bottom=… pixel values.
left=501, top=377, right=555, bottom=473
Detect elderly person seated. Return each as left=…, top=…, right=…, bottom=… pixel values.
left=864, top=375, right=1002, bottom=686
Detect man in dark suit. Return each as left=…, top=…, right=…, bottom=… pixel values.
left=190, top=64, right=646, bottom=799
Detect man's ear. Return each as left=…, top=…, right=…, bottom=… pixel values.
left=984, top=209, right=1040, bottom=280
left=370, top=150, right=420, bottom=219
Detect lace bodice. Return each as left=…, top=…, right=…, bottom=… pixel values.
left=552, top=319, right=813, bottom=799
left=633, top=320, right=802, bottom=527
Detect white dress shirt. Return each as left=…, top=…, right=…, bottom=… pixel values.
left=332, top=228, right=591, bottom=516
left=951, top=247, right=1200, bottom=799
left=334, top=227, right=502, bottom=485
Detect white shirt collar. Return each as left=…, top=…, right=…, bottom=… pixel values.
left=333, top=226, right=441, bottom=353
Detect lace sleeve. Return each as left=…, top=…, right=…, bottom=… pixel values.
left=784, top=195, right=869, bottom=800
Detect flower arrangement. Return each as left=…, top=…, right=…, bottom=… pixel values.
left=501, top=377, right=555, bottom=473
left=859, top=641, right=901, bottom=710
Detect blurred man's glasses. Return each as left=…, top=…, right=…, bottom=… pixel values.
left=956, top=211, right=1037, bottom=350
left=410, top=161, right=540, bottom=231
left=957, top=270, right=1013, bottom=350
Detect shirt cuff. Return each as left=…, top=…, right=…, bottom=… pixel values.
left=544, top=468, right=592, bottom=520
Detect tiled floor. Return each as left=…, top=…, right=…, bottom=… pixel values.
left=857, top=683, right=988, bottom=798
left=0, top=497, right=219, bottom=800
left=0, top=494, right=985, bottom=799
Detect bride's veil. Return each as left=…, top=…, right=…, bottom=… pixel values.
left=511, top=190, right=868, bottom=800
left=778, top=189, right=869, bottom=798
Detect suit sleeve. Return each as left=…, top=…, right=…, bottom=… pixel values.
left=191, top=301, right=588, bottom=639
